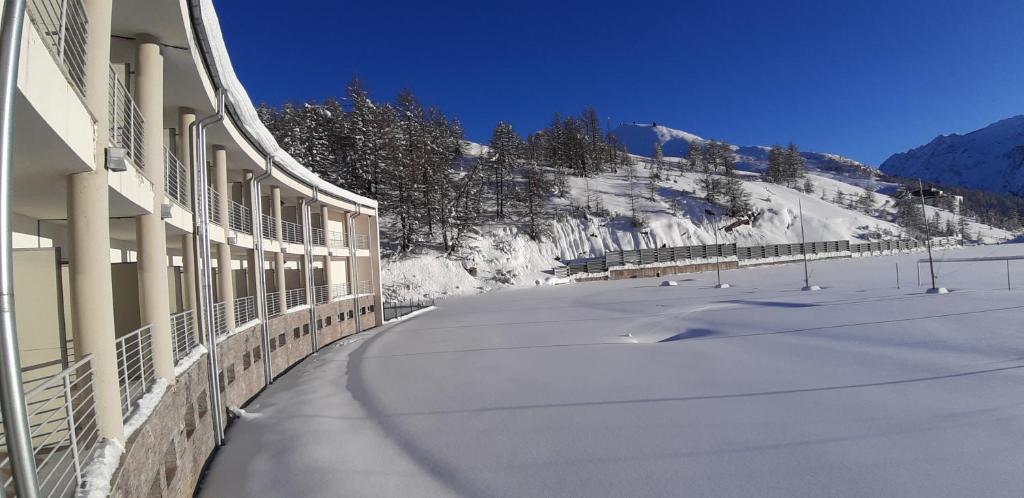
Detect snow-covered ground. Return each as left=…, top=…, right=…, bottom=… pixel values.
left=201, top=244, right=1024, bottom=497
left=383, top=156, right=1015, bottom=303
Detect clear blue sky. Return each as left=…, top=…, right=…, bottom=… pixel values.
left=216, top=0, right=1023, bottom=165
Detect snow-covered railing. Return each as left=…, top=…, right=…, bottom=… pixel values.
left=331, top=282, right=349, bottom=299
left=281, top=220, right=303, bottom=244
left=328, top=230, right=346, bottom=249
left=0, top=356, right=99, bottom=497
left=313, top=285, right=329, bottom=305
left=212, top=301, right=227, bottom=337
left=116, top=325, right=155, bottom=420
left=354, top=234, right=369, bottom=250
left=310, top=227, right=326, bottom=246
left=164, top=147, right=190, bottom=210
left=170, top=309, right=197, bottom=365
left=228, top=199, right=252, bottom=234
left=266, top=291, right=281, bottom=317
left=261, top=214, right=277, bottom=240
left=284, top=288, right=306, bottom=309
left=356, top=280, right=372, bottom=296
left=207, top=189, right=223, bottom=226
left=108, top=64, right=145, bottom=173
left=383, top=299, right=435, bottom=322
left=27, top=0, right=88, bottom=96
left=234, top=295, right=256, bottom=325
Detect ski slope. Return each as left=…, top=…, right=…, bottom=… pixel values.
left=200, top=244, right=1024, bottom=498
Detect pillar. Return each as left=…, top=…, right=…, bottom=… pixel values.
left=213, top=148, right=235, bottom=330
left=271, top=186, right=283, bottom=244
left=369, top=213, right=383, bottom=324
left=321, top=205, right=333, bottom=298
left=69, top=0, right=122, bottom=440
left=135, top=37, right=174, bottom=381
left=275, top=252, right=286, bottom=305
left=182, top=234, right=199, bottom=338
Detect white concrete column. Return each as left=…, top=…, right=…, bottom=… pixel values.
left=135, top=38, right=174, bottom=382
left=321, top=205, right=333, bottom=296
left=275, top=252, right=286, bottom=302
left=213, top=148, right=235, bottom=330
left=70, top=0, right=123, bottom=441
left=182, top=234, right=199, bottom=338
left=271, top=186, right=283, bottom=244
left=177, top=108, right=195, bottom=166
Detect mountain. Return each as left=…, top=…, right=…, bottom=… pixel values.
left=610, top=123, right=879, bottom=184
left=879, top=115, right=1024, bottom=195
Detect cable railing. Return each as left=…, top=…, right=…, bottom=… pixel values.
left=354, top=234, right=370, bottom=250
left=212, top=301, right=227, bottom=337
left=266, top=291, right=281, bottom=317
left=26, top=0, right=89, bottom=96
left=108, top=64, right=145, bottom=172
left=281, top=220, right=303, bottom=244
left=234, top=295, right=257, bottom=325
left=164, top=147, right=189, bottom=210
left=170, top=309, right=198, bottom=365
left=328, top=230, right=347, bottom=249
left=311, top=227, right=326, bottom=246
left=314, top=285, right=329, bottom=305
left=115, top=325, right=155, bottom=420
left=285, top=288, right=306, bottom=309
left=207, top=189, right=223, bottom=226
left=0, top=356, right=99, bottom=498
left=331, top=282, right=350, bottom=299
left=261, top=214, right=277, bottom=240
left=357, top=280, right=373, bottom=295
left=228, top=199, right=252, bottom=234
left=383, top=299, right=436, bottom=322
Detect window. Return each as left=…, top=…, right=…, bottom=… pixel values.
left=369, top=304, right=375, bottom=312
left=269, top=337, right=277, bottom=352
left=303, top=324, right=309, bottom=336
left=325, top=316, right=332, bottom=326
left=360, top=306, right=367, bottom=315
left=278, top=333, right=286, bottom=346
left=317, top=319, right=323, bottom=330
left=293, top=327, right=301, bottom=339
left=339, top=313, right=345, bottom=322
left=242, top=352, right=251, bottom=370
left=197, top=391, right=208, bottom=419
left=253, top=345, right=262, bottom=362
left=226, top=364, right=236, bottom=385
left=347, top=310, right=354, bottom=319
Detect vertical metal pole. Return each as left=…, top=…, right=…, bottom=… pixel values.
left=917, top=262, right=921, bottom=286
left=63, top=374, right=82, bottom=483
left=1007, top=259, right=1011, bottom=291
left=799, top=199, right=810, bottom=289
left=896, top=263, right=900, bottom=290
left=0, top=0, right=41, bottom=493
left=713, top=218, right=721, bottom=287
left=918, top=179, right=937, bottom=290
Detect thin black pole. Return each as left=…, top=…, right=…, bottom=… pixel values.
left=896, top=262, right=900, bottom=290
left=713, top=217, right=721, bottom=287
left=918, top=179, right=937, bottom=290
left=798, top=199, right=810, bottom=289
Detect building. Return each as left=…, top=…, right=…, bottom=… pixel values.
left=0, top=0, right=382, bottom=495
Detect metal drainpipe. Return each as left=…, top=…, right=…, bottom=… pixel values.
left=250, top=157, right=273, bottom=384
left=301, top=190, right=319, bottom=352
left=351, top=205, right=362, bottom=335
left=188, top=89, right=226, bottom=446
left=0, top=0, right=41, bottom=495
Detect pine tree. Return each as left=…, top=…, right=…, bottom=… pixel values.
left=765, top=145, right=786, bottom=184
left=803, top=178, right=815, bottom=195
left=486, top=122, right=523, bottom=220
left=521, top=164, right=552, bottom=241
left=857, top=188, right=877, bottom=214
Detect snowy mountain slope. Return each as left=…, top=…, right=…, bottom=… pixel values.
left=880, top=115, right=1024, bottom=195
left=382, top=156, right=1014, bottom=302
left=611, top=123, right=882, bottom=187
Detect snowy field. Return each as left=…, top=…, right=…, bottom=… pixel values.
left=200, top=244, right=1024, bottom=498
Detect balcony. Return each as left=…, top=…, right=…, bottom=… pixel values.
left=266, top=291, right=281, bottom=317
left=228, top=199, right=252, bottom=234
left=164, top=147, right=190, bottom=210
left=261, top=214, right=277, bottom=240
left=234, top=295, right=256, bottom=325
left=354, top=234, right=370, bottom=251
left=170, top=309, right=198, bottom=365
left=311, top=227, right=326, bottom=246
left=314, top=284, right=329, bottom=305
left=115, top=325, right=155, bottom=420
left=212, top=301, right=227, bottom=337
left=27, top=0, right=88, bottom=96
left=108, top=64, right=145, bottom=173
left=281, top=220, right=303, bottom=244
left=207, top=189, right=223, bottom=226
left=331, top=282, right=350, bottom=299
left=356, top=280, right=372, bottom=295
left=284, top=288, right=306, bottom=309
left=328, top=230, right=347, bottom=249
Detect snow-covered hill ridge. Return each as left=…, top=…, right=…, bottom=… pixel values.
left=610, top=123, right=880, bottom=185
left=880, top=115, right=1024, bottom=195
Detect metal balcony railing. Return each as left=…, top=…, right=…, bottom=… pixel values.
left=261, top=214, right=277, bottom=240
left=311, top=227, right=326, bottom=246
left=266, top=291, right=281, bottom=317
left=234, top=295, right=257, bottom=325
left=27, top=0, right=89, bottom=96
left=357, top=280, right=372, bottom=295
left=328, top=230, right=347, bottom=249
left=116, top=325, right=155, bottom=420
left=164, top=147, right=190, bottom=210
left=354, top=234, right=370, bottom=250
left=0, top=356, right=99, bottom=498
left=331, top=282, right=350, bottom=299
left=281, top=220, right=303, bottom=244
left=228, top=199, right=252, bottom=234
left=212, top=301, right=227, bottom=337
left=207, top=189, right=223, bottom=226
left=108, top=64, right=145, bottom=172
left=314, top=285, right=329, bottom=305
left=170, top=309, right=198, bottom=365
left=285, top=288, right=306, bottom=309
